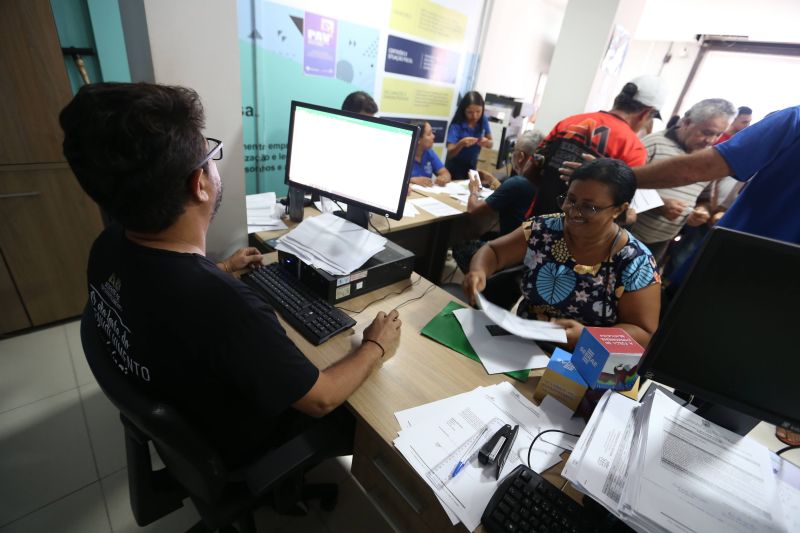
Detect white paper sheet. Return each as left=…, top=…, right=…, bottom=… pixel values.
left=402, top=202, right=419, bottom=218
left=773, top=454, right=800, bottom=533
left=452, top=308, right=549, bottom=374
left=245, top=191, right=276, bottom=209
left=476, top=293, right=567, bottom=343
left=411, top=181, right=469, bottom=196
left=409, top=196, right=463, bottom=217
left=629, top=189, right=664, bottom=214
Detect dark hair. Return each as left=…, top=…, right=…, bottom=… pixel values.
left=612, top=82, right=649, bottom=114
left=738, top=106, right=752, bottom=116
left=341, top=91, right=378, bottom=114
left=60, top=82, right=207, bottom=233
left=452, top=91, right=485, bottom=124
left=665, top=114, right=681, bottom=129
left=569, top=158, right=637, bottom=205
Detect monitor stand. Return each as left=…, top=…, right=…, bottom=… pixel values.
left=332, top=204, right=369, bottom=229
left=672, top=390, right=760, bottom=436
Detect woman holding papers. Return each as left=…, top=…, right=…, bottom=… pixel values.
left=409, top=121, right=452, bottom=187
left=463, top=159, right=660, bottom=349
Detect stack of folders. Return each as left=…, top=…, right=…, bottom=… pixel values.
left=275, top=212, right=387, bottom=275
left=393, top=382, right=585, bottom=532
left=562, top=388, right=800, bottom=533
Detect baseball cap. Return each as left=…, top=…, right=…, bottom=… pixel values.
left=626, top=75, right=668, bottom=119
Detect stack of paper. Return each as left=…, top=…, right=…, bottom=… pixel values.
left=408, top=196, right=462, bottom=217
left=393, top=382, right=585, bottom=531
left=477, top=293, right=567, bottom=344
left=563, top=388, right=793, bottom=533
left=246, top=192, right=287, bottom=232
left=275, top=212, right=387, bottom=275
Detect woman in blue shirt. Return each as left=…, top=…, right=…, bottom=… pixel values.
left=445, top=91, right=493, bottom=179
left=410, top=121, right=451, bottom=187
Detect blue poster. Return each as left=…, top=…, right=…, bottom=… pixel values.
left=303, top=12, right=337, bottom=77
left=385, top=35, right=459, bottom=84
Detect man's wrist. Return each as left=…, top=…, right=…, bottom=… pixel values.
left=362, top=338, right=385, bottom=358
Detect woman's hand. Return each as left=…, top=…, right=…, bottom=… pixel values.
left=460, top=136, right=479, bottom=148
left=478, top=136, right=493, bottom=148
left=218, top=247, right=262, bottom=273
left=462, top=271, right=487, bottom=306
left=410, top=176, right=433, bottom=187
left=551, top=318, right=584, bottom=349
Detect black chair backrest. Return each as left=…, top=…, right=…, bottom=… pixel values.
left=80, top=304, right=231, bottom=504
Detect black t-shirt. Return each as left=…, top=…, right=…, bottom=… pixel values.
left=87, top=226, right=320, bottom=468
left=485, top=175, right=537, bottom=235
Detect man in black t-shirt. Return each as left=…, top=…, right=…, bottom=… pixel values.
left=60, top=83, right=402, bottom=468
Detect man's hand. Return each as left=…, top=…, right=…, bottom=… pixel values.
left=478, top=136, right=492, bottom=148
left=218, top=247, right=262, bottom=273
left=658, top=198, right=688, bottom=220
left=551, top=318, right=584, bottom=349
left=460, top=136, right=479, bottom=148
left=709, top=211, right=725, bottom=226
left=686, top=206, right=711, bottom=227
left=462, top=271, right=487, bottom=306
left=363, top=310, right=402, bottom=360
left=559, top=153, right=598, bottom=182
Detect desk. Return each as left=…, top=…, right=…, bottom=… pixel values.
left=252, top=190, right=471, bottom=283
left=268, top=257, right=555, bottom=532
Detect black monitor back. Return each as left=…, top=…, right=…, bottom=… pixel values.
left=639, top=227, right=800, bottom=433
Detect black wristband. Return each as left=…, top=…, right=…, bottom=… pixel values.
left=362, top=338, right=385, bottom=358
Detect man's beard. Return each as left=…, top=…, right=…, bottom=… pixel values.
left=211, top=183, right=223, bottom=221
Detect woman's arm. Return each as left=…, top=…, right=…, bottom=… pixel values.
left=434, top=166, right=452, bottom=186
left=409, top=176, right=433, bottom=186
left=462, top=226, right=528, bottom=305
left=446, top=137, right=478, bottom=159
left=615, top=283, right=661, bottom=348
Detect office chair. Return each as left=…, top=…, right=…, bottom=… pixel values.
left=482, top=264, right=525, bottom=310
left=80, top=305, right=353, bottom=533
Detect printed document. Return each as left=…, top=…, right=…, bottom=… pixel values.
left=409, top=196, right=462, bottom=217
left=477, top=293, right=567, bottom=343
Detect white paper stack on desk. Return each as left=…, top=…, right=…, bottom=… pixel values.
left=274, top=212, right=386, bottom=276
left=562, top=388, right=798, bottom=533
left=393, top=382, right=585, bottom=532
left=245, top=192, right=287, bottom=232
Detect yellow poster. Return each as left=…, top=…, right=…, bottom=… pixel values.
left=380, top=78, right=454, bottom=117
left=390, top=0, right=467, bottom=45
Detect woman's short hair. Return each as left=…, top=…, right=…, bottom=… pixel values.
left=569, top=158, right=637, bottom=206
left=60, top=82, right=207, bottom=233
left=451, top=91, right=485, bottom=125
left=341, top=91, right=378, bottom=115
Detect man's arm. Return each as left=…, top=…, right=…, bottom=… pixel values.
left=292, top=310, right=401, bottom=417
left=635, top=147, right=732, bottom=189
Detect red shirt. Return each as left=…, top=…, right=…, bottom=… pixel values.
left=544, top=111, right=647, bottom=166
left=715, top=132, right=732, bottom=145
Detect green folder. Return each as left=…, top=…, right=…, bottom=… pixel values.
left=420, top=301, right=530, bottom=382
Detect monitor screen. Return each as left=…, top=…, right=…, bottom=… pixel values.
left=285, top=101, right=419, bottom=221
left=638, top=227, right=800, bottom=432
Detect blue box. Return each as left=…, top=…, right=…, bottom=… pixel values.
left=533, top=348, right=588, bottom=412
left=571, top=327, right=644, bottom=391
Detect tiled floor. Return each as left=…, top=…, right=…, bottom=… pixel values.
left=0, top=321, right=395, bottom=533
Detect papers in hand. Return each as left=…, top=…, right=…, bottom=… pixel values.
left=452, top=308, right=549, bottom=374
left=246, top=192, right=287, bottom=231
left=275, top=212, right=386, bottom=276
left=629, top=189, right=663, bottom=214
left=393, top=382, right=585, bottom=531
left=476, top=292, right=567, bottom=344
left=563, top=388, right=790, bottom=533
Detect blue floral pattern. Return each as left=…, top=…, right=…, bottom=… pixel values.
left=518, top=214, right=660, bottom=326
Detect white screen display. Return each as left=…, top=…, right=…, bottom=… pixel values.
left=287, top=105, right=416, bottom=216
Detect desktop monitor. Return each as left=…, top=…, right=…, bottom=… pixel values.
left=638, top=227, right=800, bottom=434
left=285, top=101, right=420, bottom=228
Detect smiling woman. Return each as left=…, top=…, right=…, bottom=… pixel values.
left=462, top=159, right=661, bottom=349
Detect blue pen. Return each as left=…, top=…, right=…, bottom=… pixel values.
left=451, top=426, right=489, bottom=478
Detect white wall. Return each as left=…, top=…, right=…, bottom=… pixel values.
left=473, top=0, right=567, bottom=101
left=121, top=0, right=247, bottom=261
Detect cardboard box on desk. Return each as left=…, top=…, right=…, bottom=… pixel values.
left=533, top=348, right=587, bottom=412
left=571, top=327, right=644, bottom=391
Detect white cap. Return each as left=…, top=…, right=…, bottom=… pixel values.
left=626, top=75, right=668, bottom=117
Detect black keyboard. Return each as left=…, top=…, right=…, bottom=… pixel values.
left=242, top=263, right=356, bottom=345
left=482, top=465, right=603, bottom=533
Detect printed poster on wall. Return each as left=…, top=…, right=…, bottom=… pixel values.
left=303, top=12, right=337, bottom=77
left=385, top=34, right=459, bottom=84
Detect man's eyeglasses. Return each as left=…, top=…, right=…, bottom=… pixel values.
left=557, top=194, right=615, bottom=218
left=196, top=137, right=224, bottom=170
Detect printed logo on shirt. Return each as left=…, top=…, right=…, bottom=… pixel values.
left=90, top=283, right=151, bottom=382
left=424, top=162, right=433, bottom=176
left=102, top=273, right=123, bottom=310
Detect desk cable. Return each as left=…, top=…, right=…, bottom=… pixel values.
left=527, top=429, right=581, bottom=469
left=335, top=274, right=424, bottom=314
left=777, top=445, right=799, bottom=457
